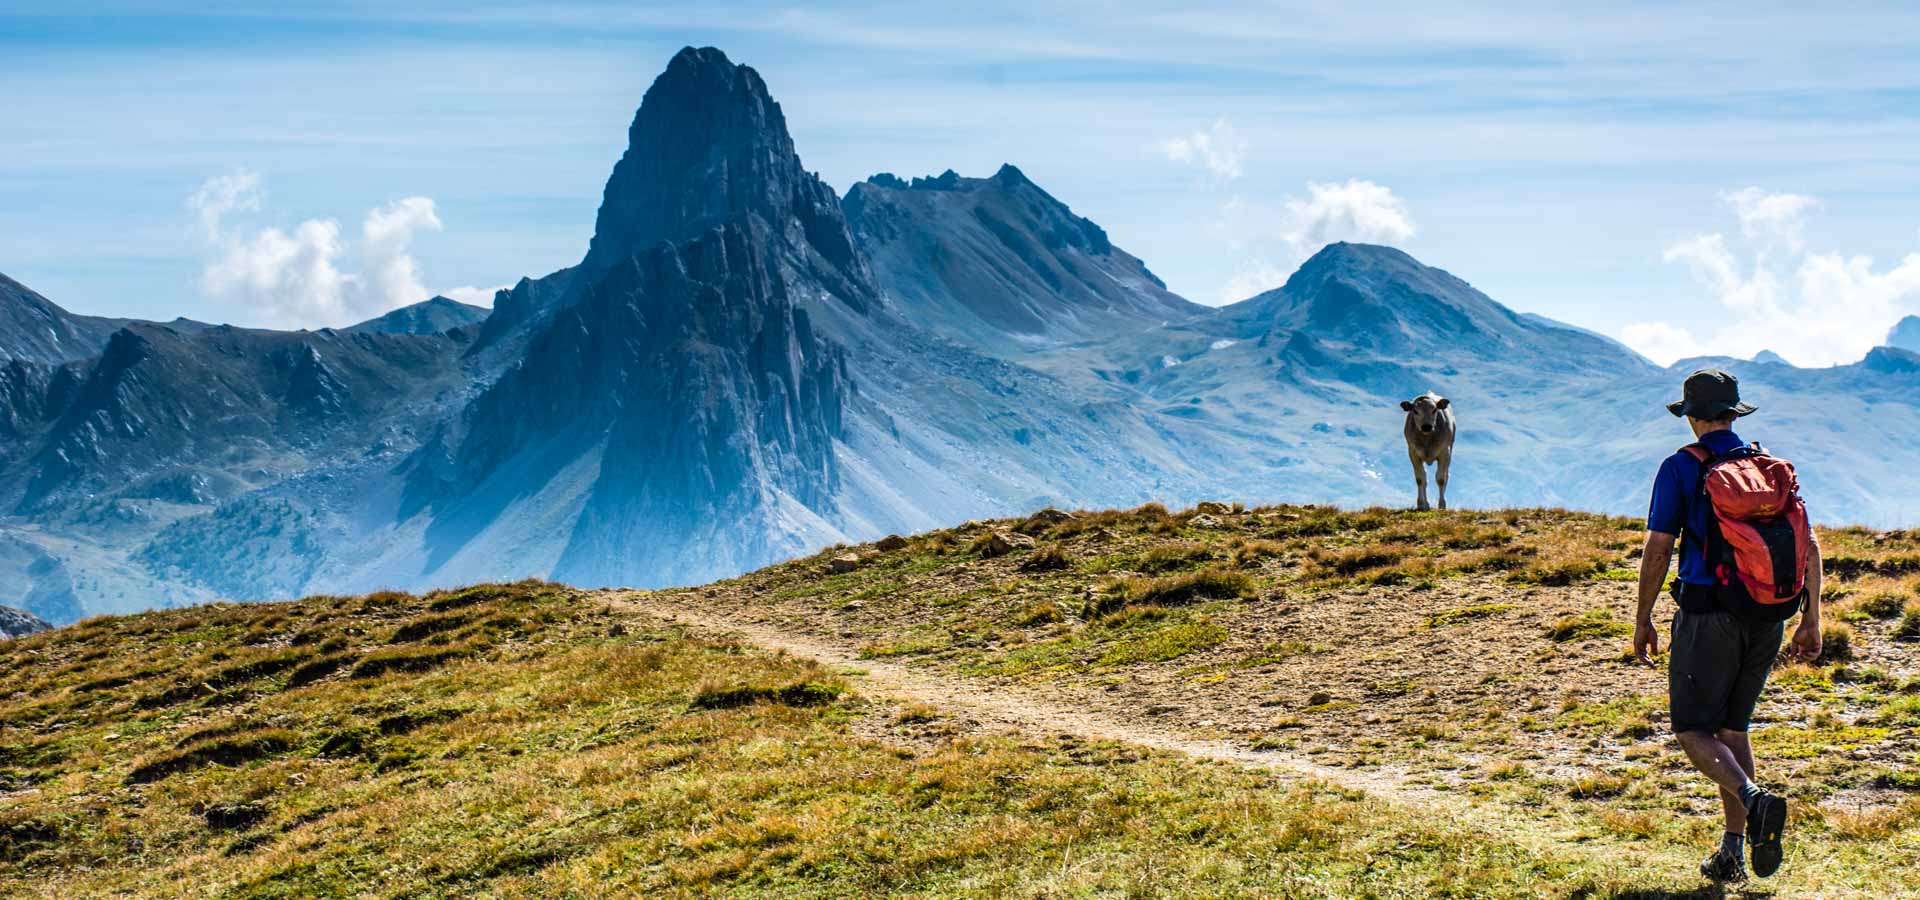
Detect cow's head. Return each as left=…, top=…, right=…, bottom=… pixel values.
left=1400, top=393, right=1451, bottom=435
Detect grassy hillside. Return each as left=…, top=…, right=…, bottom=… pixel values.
left=3, top=505, right=1918, bottom=896
left=651, top=503, right=1920, bottom=894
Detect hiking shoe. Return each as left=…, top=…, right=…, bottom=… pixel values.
left=1700, top=848, right=1746, bottom=883
left=1747, top=790, right=1788, bottom=877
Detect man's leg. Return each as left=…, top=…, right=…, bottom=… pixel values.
left=1716, top=729, right=1757, bottom=834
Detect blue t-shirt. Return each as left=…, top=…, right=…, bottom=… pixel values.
left=1647, top=428, right=1748, bottom=585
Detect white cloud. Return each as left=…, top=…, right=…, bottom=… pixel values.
left=1281, top=179, right=1417, bottom=257
left=186, top=170, right=262, bottom=241
left=1218, top=259, right=1291, bottom=304
left=189, top=171, right=445, bottom=329
left=1624, top=188, right=1920, bottom=366
left=1159, top=119, right=1245, bottom=181
left=1209, top=179, right=1417, bottom=303
left=1726, top=187, right=1815, bottom=252
left=439, top=284, right=510, bottom=308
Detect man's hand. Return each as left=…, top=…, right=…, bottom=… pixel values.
left=1789, top=620, right=1822, bottom=662
left=1633, top=617, right=1660, bottom=666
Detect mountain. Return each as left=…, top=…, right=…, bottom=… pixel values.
left=1219, top=242, right=1651, bottom=378
left=346, top=296, right=489, bottom=335
left=1, top=272, right=132, bottom=365
left=844, top=165, right=1203, bottom=352
left=11, top=45, right=1920, bottom=627
left=0, top=604, right=49, bottom=638
left=1887, top=315, right=1920, bottom=354
left=1751, top=349, right=1791, bottom=366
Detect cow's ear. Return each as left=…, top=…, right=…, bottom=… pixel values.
left=1436, top=398, right=1450, bottom=409
left=1399, top=400, right=1415, bottom=411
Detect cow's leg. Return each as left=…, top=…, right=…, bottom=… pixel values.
left=1435, top=448, right=1451, bottom=511
left=1409, top=452, right=1429, bottom=511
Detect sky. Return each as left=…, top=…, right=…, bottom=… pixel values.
left=4, top=2, right=1919, bottom=367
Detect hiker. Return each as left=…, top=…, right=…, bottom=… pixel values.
left=1631, top=369, right=1823, bottom=884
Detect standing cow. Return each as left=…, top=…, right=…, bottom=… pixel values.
left=1400, top=392, right=1456, bottom=511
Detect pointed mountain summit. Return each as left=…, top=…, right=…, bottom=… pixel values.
left=576, top=46, right=871, bottom=309
left=1221, top=242, right=1648, bottom=376
left=397, top=47, right=873, bottom=589
left=346, top=296, right=488, bottom=335
left=844, top=164, right=1203, bottom=352
left=0, top=272, right=128, bottom=365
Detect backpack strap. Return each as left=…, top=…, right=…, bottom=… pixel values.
left=1680, top=443, right=1712, bottom=464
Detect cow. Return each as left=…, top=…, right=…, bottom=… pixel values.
left=1400, top=392, right=1455, bottom=511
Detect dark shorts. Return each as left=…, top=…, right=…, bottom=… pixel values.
left=1669, top=608, right=1785, bottom=734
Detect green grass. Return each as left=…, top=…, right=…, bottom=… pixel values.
left=0, top=582, right=1720, bottom=898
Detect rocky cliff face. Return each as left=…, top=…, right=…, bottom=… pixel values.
left=394, top=47, right=865, bottom=589
left=0, top=604, right=51, bottom=639
left=577, top=46, right=872, bottom=312
left=2, top=323, right=469, bottom=512
left=844, top=165, right=1202, bottom=352
left=0, top=273, right=128, bottom=365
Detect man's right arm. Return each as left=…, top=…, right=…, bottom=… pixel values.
left=1634, top=530, right=1677, bottom=665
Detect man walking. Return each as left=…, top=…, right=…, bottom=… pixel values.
left=1632, top=369, right=1823, bottom=883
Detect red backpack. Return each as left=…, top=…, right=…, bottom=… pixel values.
left=1681, top=442, right=1811, bottom=621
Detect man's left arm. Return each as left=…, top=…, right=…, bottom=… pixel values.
left=1791, top=531, right=1823, bottom=660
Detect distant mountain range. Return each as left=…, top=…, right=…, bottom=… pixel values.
left=6, top=45, right=1920, bottom=626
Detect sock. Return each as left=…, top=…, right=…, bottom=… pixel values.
left=1720, top=831, right=1746, bottom=858
left=1738, top=781, right=1766, bottom=812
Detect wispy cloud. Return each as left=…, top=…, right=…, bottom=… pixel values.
left=190, top=171, right=444, bottom=329
left=1207, top=179, right=1418, bottom=303
left=1622, top=188, right=1920, bottom=366
left=1159, top=119, right=1245, bottom=182
left=440, top=284, right=509, bottom=307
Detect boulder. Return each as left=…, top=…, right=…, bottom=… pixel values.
left=825, top=553, right=862, bottom=574
left=975, top=531, right=1035, bottom=558
left=1028, top=508, right=1075, bottom=523
left=875, top=534, right=909, bottom=552
left=1193, top=501, right=1232, bottom=515
left=1189, top=514, right=1223, bottom=529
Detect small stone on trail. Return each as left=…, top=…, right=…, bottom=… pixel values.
left=875, top=534, right=909, bottom=551
left=1307, top=691, right=1333, bottom=706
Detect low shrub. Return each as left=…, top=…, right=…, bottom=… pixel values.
left=1546, top=609, right=1630, bottom=643
left=1895, top=610, right=1920, bottom=642
left=1087, top=567, right=1257, bottom=617
left=1858, top=591, right=1909, bottom=620
left=351, top=642, right=483, bottom=679
left=691, top=679, right=843, bottom=710
left=127, top=729, right=300, bottom=784
left=1137, top=541, right=1212, bottom=573
left=1019, top=544, right=1071, bottom=572
left=1820, top=623, right=1856, bottom=664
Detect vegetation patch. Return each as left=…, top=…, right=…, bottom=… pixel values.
left=1546, top=608, right=1630, bottom=643
left=351, top=641, right=483, bottom=679
left=126, top=728, right=300, bottom=784
left=1426, top=603, right=1514, bottom=628
left=691, top=679, right=843, bottom=710
left=1087, top=567, right=1256, bottom=617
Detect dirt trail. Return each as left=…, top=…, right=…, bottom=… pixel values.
left=607, top=588, right=1687, bottom=866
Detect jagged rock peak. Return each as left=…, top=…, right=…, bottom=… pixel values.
left=577, top=46, right=868, bottom=302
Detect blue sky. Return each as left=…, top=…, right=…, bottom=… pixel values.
left=4, top=2, right=1919, bottom=365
